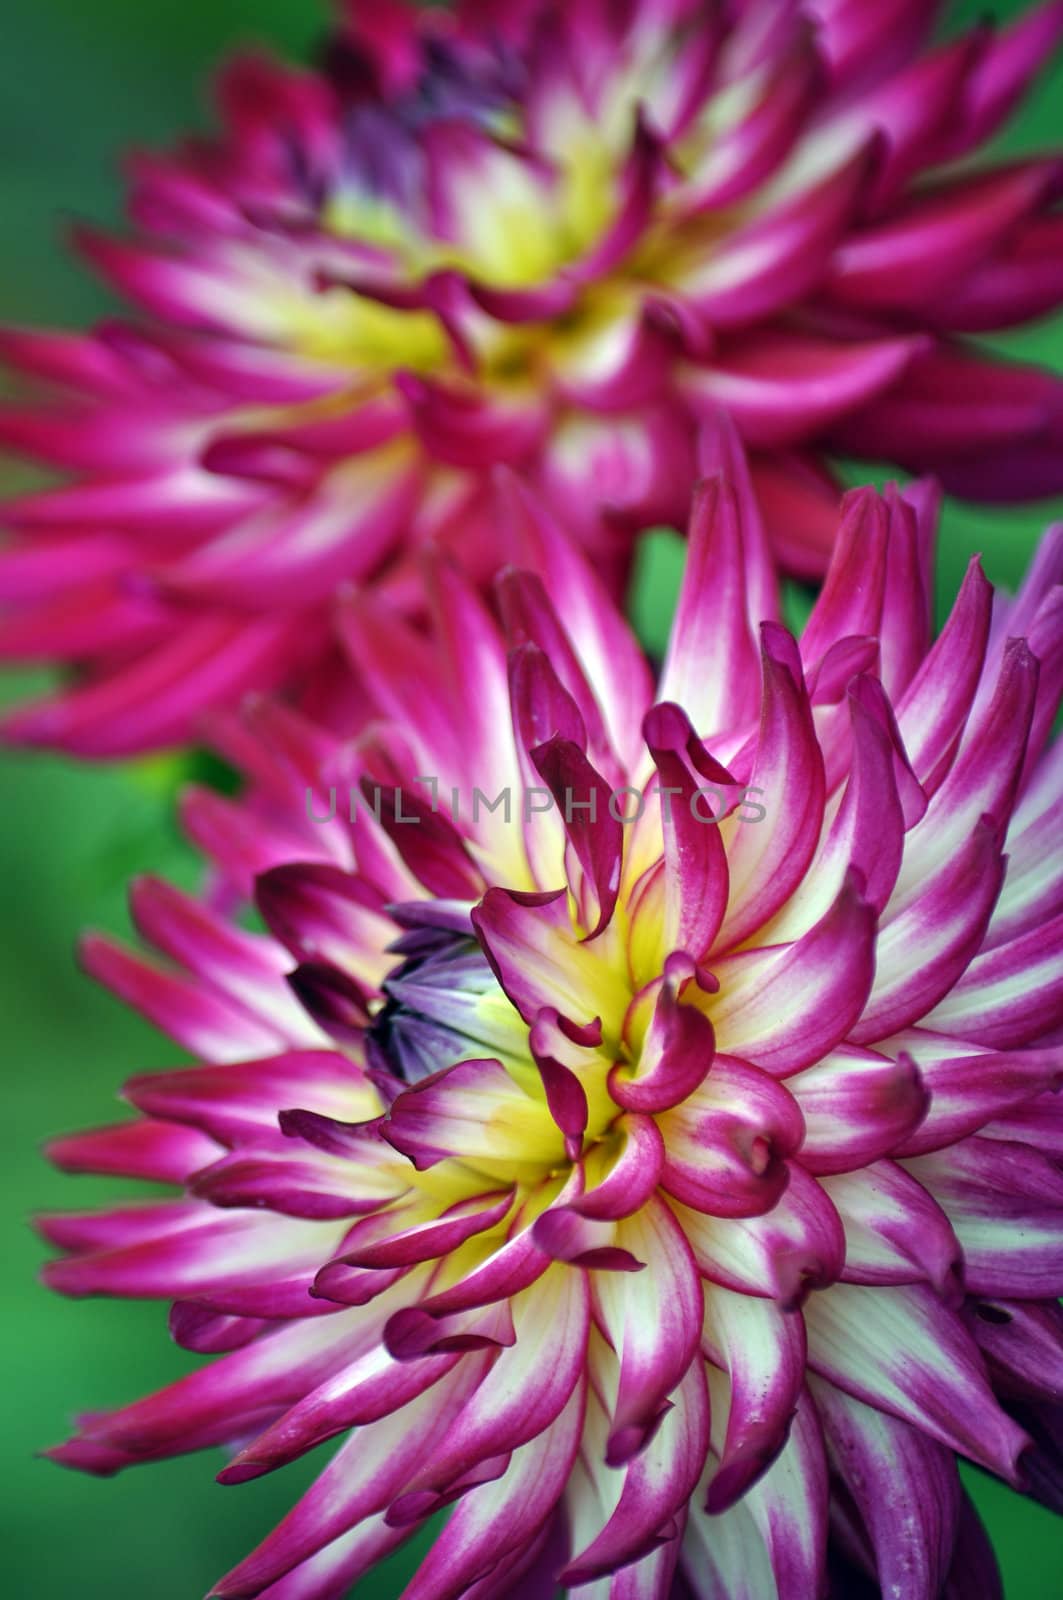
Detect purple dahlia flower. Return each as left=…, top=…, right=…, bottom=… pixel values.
left=41, top=433, right=1063, bottom=1598
left=5, top=0, right=1063, bottom=753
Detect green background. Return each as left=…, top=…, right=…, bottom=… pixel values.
left=1, top=2, right=1061, bottom=1594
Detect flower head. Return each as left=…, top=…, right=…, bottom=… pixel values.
left=6, top=0, right=1063, bottom=752
left=42, top=433, right=1063, bottom=1598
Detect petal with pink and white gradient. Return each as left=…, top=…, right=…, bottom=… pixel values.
left=904, top=1137, right=1063, bottom=1298
left=562, top=1358, right=709, bottom=1585
left=787, top=1046, right=928, bottom=1175
left=590, top=1198, right=704, bottom=1467
left=804, top=1281, right=1029, bottom=1478
left=473, top=887, right=630, bottom=1033
left=712, top=874, right=875, bottom=1075
left=701, top=1284, right=806, bottom=1512
left=658, top=1057, right=804, bottom=1218
left=712, top=626, right=825, bottom=952
left=811, top=1376, right=961, bottom=1600
left=399, top=1377, right=586, bottom=1600
left=677, top=1161, right=845, bottom=1308
left=819, top=1161, right=961, bottom=1296
left=387, top=1266, right=589, bottom=1521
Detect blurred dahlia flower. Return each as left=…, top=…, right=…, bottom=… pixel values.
left=41, top=433, right=1063, bottom=1599
left=6, top=0, right=1063, bottom=754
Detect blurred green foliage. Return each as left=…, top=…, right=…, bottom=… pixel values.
left=1, top=2, right=1062, bottom=1595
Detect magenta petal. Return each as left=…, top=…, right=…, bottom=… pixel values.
left=686, top=329, right=922, bottom=449
left=189, top=1146, right=398, bottom=1221
left=48, top=1307, right=366, bottom=1467
left=968, top=1297, right=1063, bottom=1403
left=381, top=1301, right=516, bottom=1362
left=703, top=1285, right=807, bottom=1512
left=79, top=932, right=287, bottom=1063
left=528, top=1010, right=589, bottom=1151
left=657, top=473, right=762, bottom=737
left=833, top=346, right=1063, bottom=469
left=801, top=486, right=891, bottom=666
left=897, top=555, right=994, bottom=787
left=788, top=1047, right=929, bottom=1175
left=570, top=109, right=665, bottom=284
left=610, top=957, right=716, bottom=1114
left=122, top=1049, right=366, bottom=1146
left=387, top=1268, right=589, bottom=1518
left=924, top=910, right=1063, bottom=1049
left=221, top=1346, right=467, bottom=1483
left=713, top=873, right=876, bottom=1075
left=529, top=1208, right=644, bottom=1273
left=564, top=1359, right=708, bottom=1583
left=569, top=1113, right=664, bottom=1221
left=531, top=736, right=623, bottom=937
left=893, top=1041, right=1063, bottom=1157
left=679, top=1161, right=846, bottom=1308
left=658, top=1055, right=804, bottom=1218
left=254, top=862, right=393, bottom=980
left=827, top=162, right=1060, bottom=313
left=739, top=1387, right=829, bottom=1600
left=498, top=571, right=612, bottom=760
left=334, top=1190, right=514, bottom=1272
left=812, top=1377, right=961, bottom=1600
left=399, top=1380, right=585, bottom=1600
left=675, top=147, right=872, bottom=329
left=821, top=1161, right=962, bottom=1297
left=286, top=960, right=372, bottom=1043
left=507, top=641, right=587, bottom=757
left=924, top=213, right=1063, bottom=332
left=643, top=700, right=731, bottom=959
left=382, top=1057, right=553, bottom=1172
left=45, top=1118, right=221, bottom=1184
left=214, top=1362, right=480, bottom=1585
left=493, top=472, right=654, bottom=770
left=801, top=676, right=907, bottom=919
left=854, top=820, right=1005, bottom=1043
left=473, top=886, right=627, bottom=1030
left=398, top=371, right=547, bottom=468
left=714, top=625, right=826, bottom=951
left=936, top=0, right=1063, bottom=158
left=3, top=612, right=305, bottom=758
left=905, top=1136, right=1063, bottom=1299
left=804, top=1281, right=1029, bottom=1480
left=168, top=1303, right=268, bottom=1353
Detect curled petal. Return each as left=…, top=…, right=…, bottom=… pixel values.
left=531, top=736, right=624, bottom=936
left=678, top=1161, right=846, bottom=1309
left=590, top=1198, right=704, bottom=1468
left=643, top=699, right=732, bottom=959
left=561, top=1359, right=709, bottom=1584
left=610, top=956, right=716, bottom=1114
left=658, top=1056, right=804, bottom=1218
left=788, top=1046, right=928, bottom=1175
left=702, top=1285, right=807, bottom=1512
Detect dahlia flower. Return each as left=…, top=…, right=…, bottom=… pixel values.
left=41, top=434, right=1063, bottom=1599
left=6, top=0, right=1063, bottom=754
